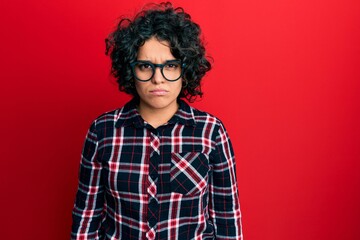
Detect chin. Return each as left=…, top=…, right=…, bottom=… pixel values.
left=143, top=97, right=177, bottom=110
left=150, top=100, right=173, bottom=109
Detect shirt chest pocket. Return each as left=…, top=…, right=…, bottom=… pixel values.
left=170, top=152, right=210, bottom=196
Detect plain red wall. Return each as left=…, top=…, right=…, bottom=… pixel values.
left=1, top=0, right=359, bottom=239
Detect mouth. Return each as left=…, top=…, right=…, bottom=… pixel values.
left=150, top=89, right=168, bottom=96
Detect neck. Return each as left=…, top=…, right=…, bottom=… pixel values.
left=137, top=101, right=179, bottom=129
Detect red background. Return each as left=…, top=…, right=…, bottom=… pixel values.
left=1, top=0, right=360, bottom=239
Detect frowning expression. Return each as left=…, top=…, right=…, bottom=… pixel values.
left=134, top=36, right=183, bottom=112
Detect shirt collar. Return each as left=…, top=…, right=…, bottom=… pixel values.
left=115, top=98, right=196, bottom=128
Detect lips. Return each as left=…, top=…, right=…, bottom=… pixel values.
left=150, top=89, right=168, bottom=96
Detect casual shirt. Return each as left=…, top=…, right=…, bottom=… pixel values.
left=71, top=98, right=243, bottom=240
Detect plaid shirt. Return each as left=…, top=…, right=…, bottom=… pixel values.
left=71, top=98, right=243, bottom=240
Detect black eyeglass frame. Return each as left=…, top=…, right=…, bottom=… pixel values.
left=130, top=60, right=185, bottom=82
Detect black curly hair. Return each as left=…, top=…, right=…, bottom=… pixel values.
left=105, top=2, right=212, bottom=102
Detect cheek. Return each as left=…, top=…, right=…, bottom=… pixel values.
left=135, top=83, right=145, bottom=94
left=174, top=81, right=183, bottom=93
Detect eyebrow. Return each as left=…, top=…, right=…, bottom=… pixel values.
left=135, top=59, right=180, bottom=63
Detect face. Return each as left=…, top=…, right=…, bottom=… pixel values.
left=134, top=37, right=182, bottom=113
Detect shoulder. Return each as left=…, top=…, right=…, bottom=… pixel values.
left=91, top=107, right=122, bottom=126
left=189, top=105, right=225, bottom=129
left=186, top=103, right=232, bottom=139
left=93, top=98, right=138, bottom=124
left=88, top=101, right=133, bottom=133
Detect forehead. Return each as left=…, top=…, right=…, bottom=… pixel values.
left=137, top=37, right=175, bottom=61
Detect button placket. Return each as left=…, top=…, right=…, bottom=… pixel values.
left=147, top=132, right=160, bottom=239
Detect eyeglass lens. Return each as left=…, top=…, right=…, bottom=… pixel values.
left=133, top=61, right=182, bottom=81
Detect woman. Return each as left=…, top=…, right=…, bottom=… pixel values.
left=71, top=2, right=243, bottom=239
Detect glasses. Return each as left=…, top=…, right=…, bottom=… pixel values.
left=130, top=60, right=184, bottom=82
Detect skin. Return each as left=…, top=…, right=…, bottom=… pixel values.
left=135, top=36, right=182, bottom=128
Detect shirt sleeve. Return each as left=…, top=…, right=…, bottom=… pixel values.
left=71, top=120, right=105, bottom=240
left=209, top=121, right=243, bottom=239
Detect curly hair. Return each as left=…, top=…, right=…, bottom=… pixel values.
left=105, top=2, right=212, bottom=102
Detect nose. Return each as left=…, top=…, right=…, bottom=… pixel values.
left=151, top=66, right=165, bottom=84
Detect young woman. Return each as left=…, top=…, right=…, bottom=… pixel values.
left=71, top=2, right=243, bottom=239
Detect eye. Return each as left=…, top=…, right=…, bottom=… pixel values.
left=164, top=62, right=180, bottom=70
left=137, top=63, right=152, bottom=71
